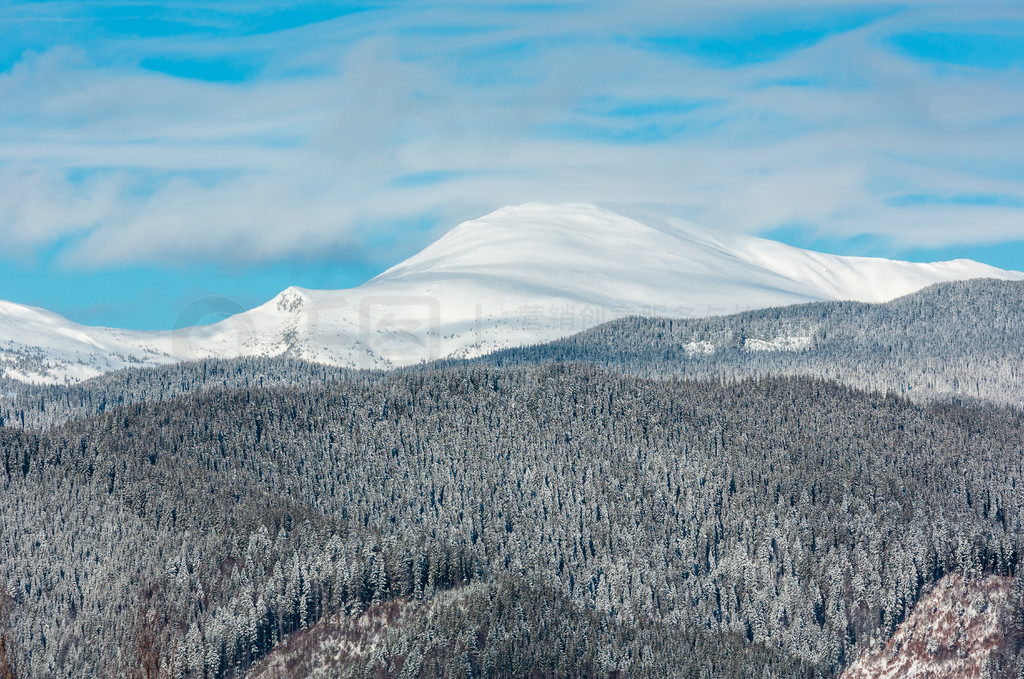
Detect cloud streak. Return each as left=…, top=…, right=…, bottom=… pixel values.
left=1, top=0, right=1023, bottom=271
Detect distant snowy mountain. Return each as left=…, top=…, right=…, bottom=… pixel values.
left=2, top=202, right=1022, bottom=384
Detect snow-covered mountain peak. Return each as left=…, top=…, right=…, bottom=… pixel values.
left=0, top=299, right=66, bottom=324
left=383, top=203, right=711, bottom=279
left=2, top=202, right=1022, bottom=383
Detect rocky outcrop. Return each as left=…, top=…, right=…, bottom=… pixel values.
left=841, top=574, right=1023, bottom=679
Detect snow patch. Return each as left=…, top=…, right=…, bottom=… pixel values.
left=684, top=340, right=718, bottom=355
left=743, top=335, right=813, bottom=352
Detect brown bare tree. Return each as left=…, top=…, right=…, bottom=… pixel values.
left=0, top=593, right=19, bottom=679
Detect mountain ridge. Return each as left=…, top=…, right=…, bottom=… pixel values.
left=2, top=202, right=1021, bottom=384
left=479, top=277, right=1024, bottom=407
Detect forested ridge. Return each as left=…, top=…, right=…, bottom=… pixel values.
left=4, top=278, right=1024, bottom=433
left=2, top=366, right=1023, bottom=677
left=0, top=358, right=360, bottom=430
left=480, top=278, right=1024, bottom=407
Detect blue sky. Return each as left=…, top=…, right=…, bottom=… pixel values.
left=1, top=0, right=1023, bottom=329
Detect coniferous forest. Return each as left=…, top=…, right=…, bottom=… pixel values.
left=482, top=279, right=1024, bottom=408
left=1, top=281, right=1024, bottom=678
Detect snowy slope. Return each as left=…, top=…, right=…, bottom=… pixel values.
left=2, top=202, right=1022, bottom=384
left=0, top=300, right=175, bottom=383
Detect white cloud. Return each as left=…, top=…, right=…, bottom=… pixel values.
left=0, top=1, right=1022, bottom=270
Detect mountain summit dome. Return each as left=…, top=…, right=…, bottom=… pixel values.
left=1, top=203, right=1021, bottom=383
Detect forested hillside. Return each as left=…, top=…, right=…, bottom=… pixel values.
left=2, top=366, right=1023, bottom=677
left=3, top=279, right=1021, bottom=434
left=481, top=279, right=1024, bottom=407
left=0, top=358, right=360, bottom=429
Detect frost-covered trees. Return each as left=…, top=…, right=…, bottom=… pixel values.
left=1, top=365, right=1023, bottom=677
left=482, top=279, right=1024, bottom=408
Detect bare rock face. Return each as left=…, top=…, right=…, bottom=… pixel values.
left=841, top=574, right=1023, bottom=679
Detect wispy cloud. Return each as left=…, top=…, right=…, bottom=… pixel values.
left=0, top=0, right=1023, bottom=272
